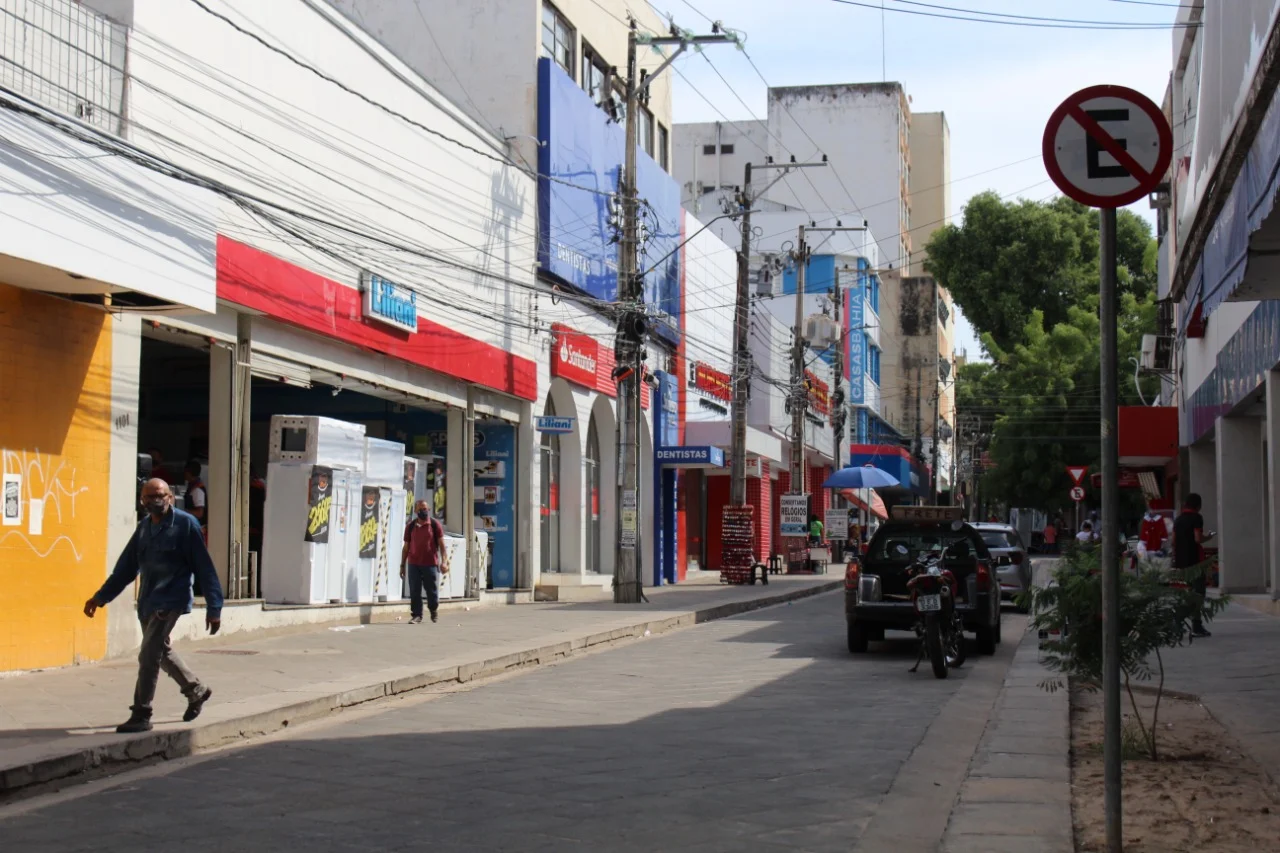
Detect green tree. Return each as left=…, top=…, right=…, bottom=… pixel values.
left=926, top=193, right=1154, bottom=354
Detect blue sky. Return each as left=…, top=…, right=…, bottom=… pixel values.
left=657, top=0, right=1178, bottom=358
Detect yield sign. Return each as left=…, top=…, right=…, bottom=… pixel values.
left=1066, top=466, right=1088, bottom=486
left=1042, top=85, right=1172, bottom=209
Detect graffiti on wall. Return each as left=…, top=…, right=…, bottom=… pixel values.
left=0, top=448, right=90, bottom=560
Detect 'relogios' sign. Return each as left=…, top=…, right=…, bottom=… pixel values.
left=689, top=361, right=732, bottom=403
left=536, top=58, right=681, bottom=342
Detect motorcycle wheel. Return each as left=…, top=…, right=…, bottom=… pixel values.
left=925, top=616, right=948, bottom=679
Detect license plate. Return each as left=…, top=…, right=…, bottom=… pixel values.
left=917, top=594, right=942, bottom=612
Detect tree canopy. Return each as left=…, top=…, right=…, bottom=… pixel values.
left=932, top=193, right=1159, bottom=513
left=926, top=192, right=1155, bottom=355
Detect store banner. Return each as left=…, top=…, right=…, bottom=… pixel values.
left=847, top=286, right=865, bottom=405
left=305, top=466, right=333, bottom=543
left=689, top=361, right=732, bottom=403
left=780, top=494, right=809, bottom=537
left=359, top=486, right=380, bottom=558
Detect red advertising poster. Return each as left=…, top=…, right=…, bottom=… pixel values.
left=805, top=370, right=831, bottom=416
left=691, top=362, right=733, bottom=402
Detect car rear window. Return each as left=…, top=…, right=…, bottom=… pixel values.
left=871, top=530, right=978, bottom=562
left=980, top=531, right=1020, bottom=549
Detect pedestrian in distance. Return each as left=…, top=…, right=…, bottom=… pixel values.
left=1075, top=521, right=1096, bottom=547
left=83, top=478, right=222, bottom=734
left=1172, top=492, right=1212, bottom=638
left=1043, top=518, right=1059, bottom=554
left=402, top=499, right=449, bottom=624
left=808, top=513, right=824, bottom=545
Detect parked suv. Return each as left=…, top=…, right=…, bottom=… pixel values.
left=845, top=506, right=1003, bottom=655
left=972, top=522, right=1031, bottom=609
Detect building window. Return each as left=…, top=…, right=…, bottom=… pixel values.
left=542, top=3, right=574, bottom=77
left=702, top=143, right=716, bottom=155
left=658, top=123, right=670, bottom=172
left=638, top=106, right=654, bottom=156
left=869, top=346, right=881, bottom=385
left=720, top=143, right=735, bottom=154
left=870, top=274, right=881, bottom=314
left=582, top=40, right=609, bottom=106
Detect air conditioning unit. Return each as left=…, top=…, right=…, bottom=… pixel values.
left=1140, top=334, right=1174, bottom=371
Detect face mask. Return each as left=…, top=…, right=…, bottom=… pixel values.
left=417, top=509, right=429, bottom=520
left=144, top=497, right=168, bottom=515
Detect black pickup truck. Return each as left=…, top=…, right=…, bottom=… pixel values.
left=844, top=507, right=1003, bottom=655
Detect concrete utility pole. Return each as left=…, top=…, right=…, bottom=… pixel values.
left=787, top=222, right=865, bottom=524
left=614, top=20, right=734, bottom=604
left=729, top=158, right=827, bottom=508
left=790, top=224, right=810, bottom=511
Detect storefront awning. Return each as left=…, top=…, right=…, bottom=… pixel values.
left=655, top=445, right=725, bottom=469
left=839, top=488, right=888, bottom=521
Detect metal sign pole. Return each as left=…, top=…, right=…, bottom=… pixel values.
left=1099, top=205, right=1122, bottom=853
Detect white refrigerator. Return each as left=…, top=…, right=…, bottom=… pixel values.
left=262, top=416, right=366, bottom=605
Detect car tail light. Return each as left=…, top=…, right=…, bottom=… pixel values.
left=975, top=562, right=993, bottom=592
left=844, top=562, right=860, bottom=591
left=1011, top=552, right=1024, bottom=565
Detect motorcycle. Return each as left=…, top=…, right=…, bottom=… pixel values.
left=901, top=545, right=967, bottom=679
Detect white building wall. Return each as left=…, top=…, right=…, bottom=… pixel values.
left=673, top=119, right=770, bottom=214
left=326, top=0, right=676, bottom=175
left=766, top=84, right=909, bottom=272
left=682, top=211, right=736, bottom=392
left=127, top=0, right=540, bottom=367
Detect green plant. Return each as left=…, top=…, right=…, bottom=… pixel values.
left=1027, top=549, right=1228, bottom=760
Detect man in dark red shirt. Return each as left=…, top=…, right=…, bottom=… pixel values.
left=402, top=499, right=448, bottom=623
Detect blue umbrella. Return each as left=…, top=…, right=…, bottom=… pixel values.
left=823, top=465, right=901, bottom=490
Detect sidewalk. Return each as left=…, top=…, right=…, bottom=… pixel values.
left=0, top=575, right=838, bottom=798
left=1159, top=600, right=1280, bottom=784
left=941, top=624, right=1073, bottom=853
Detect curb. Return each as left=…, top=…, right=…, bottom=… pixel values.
left=1, top=580, right=839, bottom=800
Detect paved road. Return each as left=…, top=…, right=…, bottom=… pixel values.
left=0, top=592, right=1023, bottom=853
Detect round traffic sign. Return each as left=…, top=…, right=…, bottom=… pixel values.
left=1043, top=85, right=1172, bottom=209
left=1070, top=486, right=1086, bottom=502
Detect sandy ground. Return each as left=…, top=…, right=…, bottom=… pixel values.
left=1071, top=684, right=1280, bottom=852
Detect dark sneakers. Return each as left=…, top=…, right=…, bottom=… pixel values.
left=184, top=686, right=213, bottom=722
left=117, top=710, right=153, bottom=734
left=1191, top=626, right=1212, bottom=638
left=430, top=611, right=438, bottom=623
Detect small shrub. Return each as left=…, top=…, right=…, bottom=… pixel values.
left=1027, top=548, right=1228, bottom=760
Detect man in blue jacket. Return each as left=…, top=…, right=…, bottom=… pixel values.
left=84, top=478, right=223, bottom=733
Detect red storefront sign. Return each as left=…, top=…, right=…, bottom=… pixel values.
left=549, top=323, right=648, bottom=408
left=805, top=370, right=830, bottom=416
left=216, top=236, right=537, bottom=399
left=550, top=323, right=600, bottom=388
left=691, top=361, right=732, bottom=402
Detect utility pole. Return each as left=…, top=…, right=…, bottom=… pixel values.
left=831, top=266, right=845, bottom=562
left=614, top=20, right=734, bottom=604
left=930, top=387, right=941, bottom=503
left=790, top=223, right=810, bottom=507
left=787, top=222, right=865, bottom=527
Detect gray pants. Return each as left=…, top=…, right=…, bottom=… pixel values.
left=133, top=611, right=203, bottom=714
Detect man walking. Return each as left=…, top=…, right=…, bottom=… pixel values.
left=1172, top=492, right=1212, bottom=638
left=84, top=478, right=222, bottom=733
left=402, top=499, right=448, bottom=624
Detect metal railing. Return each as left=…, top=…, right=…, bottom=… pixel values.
left=0, top=0, right=126, bottom=133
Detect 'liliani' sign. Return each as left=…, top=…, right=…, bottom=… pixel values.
left=361, top=271, right=418, bottom=333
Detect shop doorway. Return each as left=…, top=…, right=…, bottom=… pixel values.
left=585, top=416, right=601, bottom=573
left=540, top=398, right=561, bottom=574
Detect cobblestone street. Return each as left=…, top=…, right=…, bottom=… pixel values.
left=0, top=592, right=1026, bottom=852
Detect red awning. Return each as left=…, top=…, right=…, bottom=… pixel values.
left=840, top=488, right=888, bottom=521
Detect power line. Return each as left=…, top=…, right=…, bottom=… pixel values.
left=828, top=0, right=1200, bottom=29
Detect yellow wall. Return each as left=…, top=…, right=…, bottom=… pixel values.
left=0, top=282, right=113, bottom=670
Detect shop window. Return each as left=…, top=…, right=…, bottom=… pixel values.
left=585, top=417, right=601, bottom=573
left=541, top=2, right=574, bottom=77
left=540, top=399, right=561, bottom=573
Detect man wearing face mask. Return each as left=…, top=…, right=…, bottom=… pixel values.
left=83, top=478, right=223, bottom=733
left=402, top=498, right=448, bottom=624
